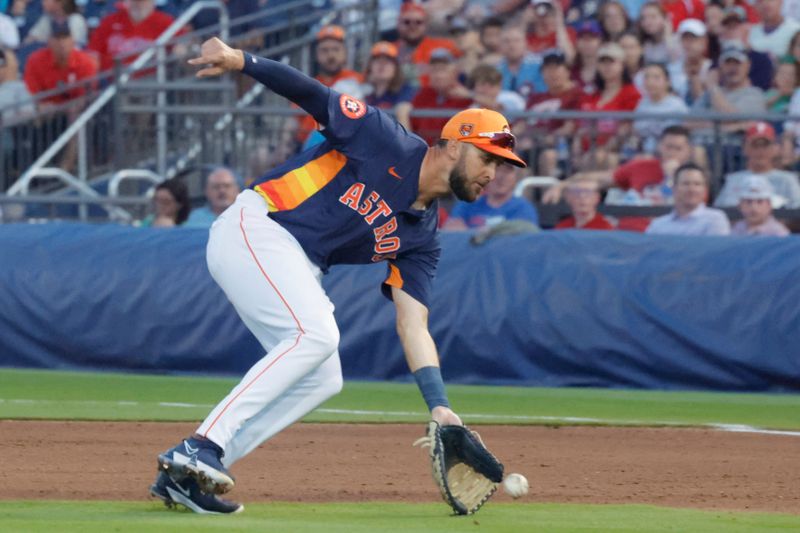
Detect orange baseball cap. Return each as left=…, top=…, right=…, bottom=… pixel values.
left=370, top=41, right=398, bottom=59
left=400, top=2, right=427, bottom=18
left=440, top=108, right=527, bottom=168
left=316, top=25, right=345, bottom=42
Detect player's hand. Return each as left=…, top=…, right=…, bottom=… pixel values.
left=188, top=37, right=245, bottom=78
left=431, top=406, right=463, bottom=427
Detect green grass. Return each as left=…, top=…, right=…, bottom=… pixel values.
left=0, top=501, right=798, bottom=533
left=1, top=368, right=799, bottom=429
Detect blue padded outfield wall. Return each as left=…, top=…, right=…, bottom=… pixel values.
left=1, top=224, right=798, bottom=391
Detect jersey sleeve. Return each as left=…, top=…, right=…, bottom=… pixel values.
left=320, top=89, right=408, bottom=158
left=380, top=236, right=441, bottom=309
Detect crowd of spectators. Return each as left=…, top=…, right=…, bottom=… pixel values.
left=139, top=165, right=241, bottom=228
left=2, top=0, right=800, bottom=235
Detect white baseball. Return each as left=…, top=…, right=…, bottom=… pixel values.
left=502, top=473, right=529, bottom=499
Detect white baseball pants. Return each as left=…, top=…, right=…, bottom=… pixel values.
left=197, top=189, right=343, bottom=466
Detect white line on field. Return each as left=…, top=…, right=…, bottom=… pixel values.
left=1, top=399, right=798, bottom=437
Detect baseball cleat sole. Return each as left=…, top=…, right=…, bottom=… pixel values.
left=158, top=454, right=235, bottom=495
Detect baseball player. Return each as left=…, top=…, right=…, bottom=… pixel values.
left=150, top=37, right=526, bottom=514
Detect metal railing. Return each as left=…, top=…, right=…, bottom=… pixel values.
left=4, top=0, right=230, bottom=197
left=2, top=0, right=378, bottom=209
left=4, top=105, right=800, bottom=225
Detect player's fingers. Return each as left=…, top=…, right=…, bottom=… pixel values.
left=189, top=51, right=223, bottom=65
left=196, top=66, right=225, bottom=78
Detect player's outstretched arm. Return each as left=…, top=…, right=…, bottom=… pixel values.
left=188, top=37, right=330, bottom=125
left=392, top=287, right=463, bottom=427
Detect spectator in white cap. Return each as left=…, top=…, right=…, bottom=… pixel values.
left=715, top=122, right=800, bottom=208
left=749, top=0, right=800, bottom=60
left=668, top=18, right=711, bottom=104
left=732, top=176, right=791, bottom=236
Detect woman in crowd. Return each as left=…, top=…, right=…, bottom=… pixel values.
left=638, top=2, right=677, bottom=64
left=598, top=0, right=632, bottom=42
left=633, top=63, right=689, bottom=152
left=571, top=20, right=602, bottom=93
left=24, top=0, right=88, bottom=46
left=362, top=41, right=416, bottom=111
left=618, top=30, right=646, bottom=93
left=141, top=178, right=191, bottom=228
left=575, top=42, right=641, bottom=169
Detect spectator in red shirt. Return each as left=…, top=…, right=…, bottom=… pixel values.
left=598, top=0, right=633, bottom=42
left=409, top=48, right=473, bottom=146
left=575, top=42, right=641, bottom=167
left=24, top=20, right=98, bottom=172
left=24, top=20, right=97, bottom=104
left=555, top=177, right=615, bottom=230
left=661, top=0, right=705, bottom=31
left=544, top=125, right=696, bottom=205
left=395, top=2, right=460, bottom=89
left=526, top=0, right=576, bottom=62
left=88, top=0, right=177, bottom=72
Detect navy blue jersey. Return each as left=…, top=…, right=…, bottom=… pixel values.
left=250, top=90, right=440, bottom=308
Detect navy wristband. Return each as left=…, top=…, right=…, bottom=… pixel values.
left=413, top=366, right=450, bottom=411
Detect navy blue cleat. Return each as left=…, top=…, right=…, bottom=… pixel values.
left=158, top=437, right=235, bottom=494
left=150, top=471, right=244, bottom=514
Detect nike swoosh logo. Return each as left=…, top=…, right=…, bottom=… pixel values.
left=184, top=441, right=199, bottom=455
left=388, top=167, right=403, bottom=180
left=170, top=481, right=192, bottom=498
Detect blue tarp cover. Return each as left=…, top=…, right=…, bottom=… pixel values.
left=1, top=224, right=798, bottom=391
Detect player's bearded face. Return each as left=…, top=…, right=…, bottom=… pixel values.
left=448, top=150, right=475, bottom=202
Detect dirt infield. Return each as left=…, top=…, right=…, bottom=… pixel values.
left=1, top=421, right=798, bottom=514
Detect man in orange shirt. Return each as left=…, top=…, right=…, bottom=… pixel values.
left=313, top=25, right=363, bottom=87
left=395, top=3, right=460, bottom=88
left=297, top=25, right=364, bottom=143
left=25, top=20, right=98, bottom=104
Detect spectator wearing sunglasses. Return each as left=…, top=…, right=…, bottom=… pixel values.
left=394, top=3, right=460, bottom=89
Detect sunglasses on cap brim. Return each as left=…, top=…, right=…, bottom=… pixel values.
left=473, top=131, right=517, bottom=150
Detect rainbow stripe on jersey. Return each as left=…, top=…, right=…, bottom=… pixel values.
left=254, top=150, right=347, bottom=212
